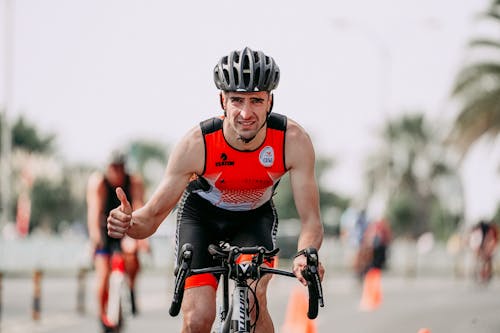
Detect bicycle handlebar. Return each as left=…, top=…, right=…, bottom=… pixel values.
left=168, top=243, right=324, bottom=320
left=208, top=244, right=280, bottom=260
left=168, top=243, right=193, bottom=316
left=299, top=247, right=325, bottom=319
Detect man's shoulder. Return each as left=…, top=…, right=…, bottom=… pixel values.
left=88, top=171, right=105, bottom=185
left=284, top=117, right=311, bottom=142
left=129, top=173, right=144, bottom=187
left=87, top=172, right=106, bottom=194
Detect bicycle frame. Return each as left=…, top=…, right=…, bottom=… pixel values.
left=105, top=251, right=129, bottom=332
left=169, top=243, right=323, bottom=333
left=219, top=282, right=250, bottom=332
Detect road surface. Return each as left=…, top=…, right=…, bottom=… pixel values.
left=1, top=269, right=499, bottom=333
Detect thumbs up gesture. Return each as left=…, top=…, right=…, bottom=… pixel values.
left=107, top=187, right=133, bottom=239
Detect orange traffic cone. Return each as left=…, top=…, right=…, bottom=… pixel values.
left=417, top=329, right=431, bottom=333
left=281, top=285, right=317, bottom=333
left=359, top=268, right=382, bottom=311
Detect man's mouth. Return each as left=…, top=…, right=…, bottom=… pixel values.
left=238, top=120, right=256, bottom=129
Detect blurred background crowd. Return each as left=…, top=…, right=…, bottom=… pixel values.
left=0, top=0, right=499, bottom=283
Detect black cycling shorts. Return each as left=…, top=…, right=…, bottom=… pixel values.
left=95, top=227, right=122, bottom=255
left=175, top=191, right=279, bottom=288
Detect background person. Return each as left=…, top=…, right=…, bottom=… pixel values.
left=86, top=150, right=149, bottom=331
left=358, top=217, right=392, bottom=279
left=469, top=219, right=498, bottom=283
left=106, top=46, right=325, bottom=333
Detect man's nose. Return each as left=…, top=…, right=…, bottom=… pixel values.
left=239, top=102, right=252, bottom=118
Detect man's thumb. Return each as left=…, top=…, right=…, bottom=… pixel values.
left=116, top=187, right=132, bottom=214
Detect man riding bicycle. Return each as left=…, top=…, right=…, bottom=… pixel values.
left=470, top=219, right=498, bottom=283
left=87, top=150, right=150, bottom=332
left=107, top=47, right=325, bottom=333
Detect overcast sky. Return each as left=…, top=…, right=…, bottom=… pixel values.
left=1, top=0, right=498, bottom=222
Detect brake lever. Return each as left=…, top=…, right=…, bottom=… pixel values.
left=302, top=248, right=324, bottom=307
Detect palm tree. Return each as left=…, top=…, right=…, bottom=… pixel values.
left=449, top=0, right=500, bottom=155
left=126, top=139, right=169, bottom=196
left=364, top=113, right=463, bottom=238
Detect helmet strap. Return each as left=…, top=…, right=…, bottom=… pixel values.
left=219, top=92, right=227, bottom=116
left=269, top=93, right=274, bottom=114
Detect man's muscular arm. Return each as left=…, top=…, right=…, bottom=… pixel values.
left=285, top=119, right=324, bottom=284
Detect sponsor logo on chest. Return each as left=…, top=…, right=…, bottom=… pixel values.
left=259, top=146, right=274, bottom=167
left=215, top=153, right=235, bottom=167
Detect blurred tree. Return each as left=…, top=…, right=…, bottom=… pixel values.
left=126, top=139, right=168, bottom=194
left=29, top=175, right=81, bottom=232
left=364, top=113, right=463, bottom=239
left=449, top=0, right=500, bottom=155
left=0, top=115, right=56, bottom=153
left=493, top=203, right=500, bottom=224
left=1, top=114, right=91, bottom=234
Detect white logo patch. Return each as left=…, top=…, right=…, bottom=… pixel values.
left=259, top=146, right=274, bottom=167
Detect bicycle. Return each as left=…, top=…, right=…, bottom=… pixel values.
left=472, top=252, right=493, bottom=285
left=169, top=242, right=324, bottom=333
left=103, top=251, right=132, bottom=333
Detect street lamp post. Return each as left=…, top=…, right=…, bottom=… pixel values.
left=330, top=18, right=393, bottom=214
left=331, top=18, right=392, bottom=119
left=1, top=0, right=14, bottom=227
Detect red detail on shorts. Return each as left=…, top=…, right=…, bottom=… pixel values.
left=185, top=273, right=218, bottom=290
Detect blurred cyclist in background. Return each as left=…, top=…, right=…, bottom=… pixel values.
left=86, top=150, right=150, bottom=331
left=106, top=47, right=325, bottom=333
left=357, top=217, right=392, bottom=279
left=469, top=219, right=498, bottom=284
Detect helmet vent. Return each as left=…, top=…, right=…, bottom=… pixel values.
left=222, top=69, right=229, bottom=84
left=254, top=69, right=261, bottom=88
left=232, top=68, right=239, bottom=86
left=264, top=69, right=271, bottom=87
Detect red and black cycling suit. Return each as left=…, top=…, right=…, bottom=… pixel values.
left=176, top=112, right=287, bottom=290
left=96, top=175, right=132, bottom=256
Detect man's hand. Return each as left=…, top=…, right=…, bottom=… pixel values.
left=107, top=187, right=133, bottom=239
left=292, top=255, right=308, bottom=286
left=90, top=235, right=103, bottom=252
left=292, top=253, right=325, bottom=286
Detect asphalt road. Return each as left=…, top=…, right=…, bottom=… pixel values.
left=1, top=269, right=499, bottom=333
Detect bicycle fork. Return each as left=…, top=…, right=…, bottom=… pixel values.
left=107, top=253, right=126, bottom=327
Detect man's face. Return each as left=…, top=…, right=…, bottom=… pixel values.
left=106, top=163, right=126, bottom=186
left=222, top=91, right=272, bottom=142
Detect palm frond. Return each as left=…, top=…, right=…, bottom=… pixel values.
left=448, top=88, right=500, bottom=153
left=452, top=62, right=500, bottom=96
left=468, top=38, right=500, bottom=49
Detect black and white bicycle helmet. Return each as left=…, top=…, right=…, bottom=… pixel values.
left=213, top=47, right=280, bottom=92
